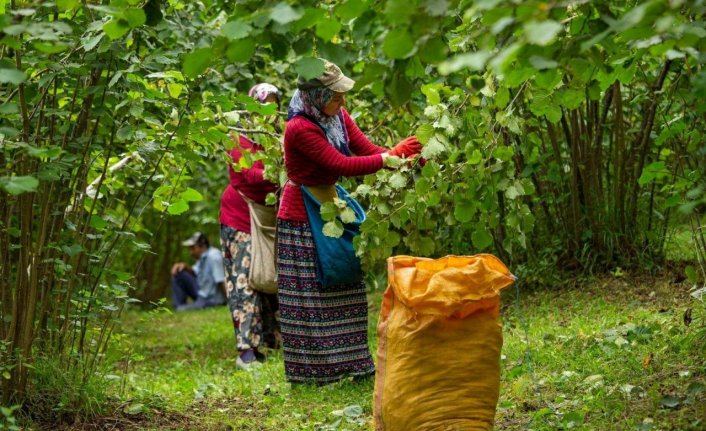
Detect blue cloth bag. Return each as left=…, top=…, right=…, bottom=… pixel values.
left=300, top=184, right=365, bottom=287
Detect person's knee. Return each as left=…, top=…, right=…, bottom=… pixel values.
left=171, top=269, right=191, bottom=287
left=172, top=269, right=189, bottom=279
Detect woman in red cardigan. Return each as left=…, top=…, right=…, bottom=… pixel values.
left=220, top=83, right=282, bottom=370
left=277, top=60, right=422, bottom=384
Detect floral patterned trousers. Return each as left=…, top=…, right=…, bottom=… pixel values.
left=220, top=224, right=281, bottom=352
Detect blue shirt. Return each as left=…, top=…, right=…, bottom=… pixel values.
left=194, top=246, right=225, bottom=304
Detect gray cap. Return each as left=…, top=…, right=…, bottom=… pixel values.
left=297, top=59, right=355, bottom=92
left=182, top=232, right=207, bottom=247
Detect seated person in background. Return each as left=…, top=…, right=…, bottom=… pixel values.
left=170, top=232, right=226, bottom=311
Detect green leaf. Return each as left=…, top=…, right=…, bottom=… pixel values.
left=468, top=149, right=482, bottom=165
left=167, top=83, right=183, bottom=98
left=221, top=20, right=252, bottom=40
left=183, top=47, right=212, bottom=78
left=415, top=124, right=434, bottom=144
left=123, top=8, right=146, bottom=27
left=62, top=244, right=83, bottom=257
left=82, top=34, right=103, bottom=51
left=472, top=228, right=494, bottom=249
left=0, top=68, right=26, bottom=84
left=294, top=57, right=325, bottom=80
left=340, top=207, right=356, bottom=223
left=0, top=175, right=38, bottom=194
left=385, top=231, right=401, bottom=248
left=113, top=270, right=132, bottom=282
left=33, top=42, right=69, bottom=54
left=427, top=191, right=441, bottom=206
left=389, top=172, right=406, bottom=189
left=687, top=382, right=705, bottom=396
left=638, top=161, right=667, bottom=186
left=421, top=84, right=441, bottom=105
left=316, top=19, right=341, bottom=41
left=525, top=20, right=563, bottom=46
left=418, top=38, right=448, bottom=64
left=421, top=135, right=445, bottom=159
left=495, top=86, right=510, bottom=108
left=535, top=68, right=563, bottom=89
left=383, top=29, right=415, bottom=59
left=292, top=7, right=325, bottom=32
left=57, top=0, right=80, bottom=11
left=660, top=395, right=680, bottom=409
left=125, top=403, right=146, bottom=415
left=529, top=55, right=558, bottom=70
left=180, top=187, right=203, bottom=202
left=167, top=199, right=189, bottom=215
left=384, top=0, right=414, bottom=24
left=0, top=127, right=19, bottom=138
left=545, top=104, right=562, bottom=123
left=563, top=411, right=584, bottom=427
left=505, top=185, right=520, bottom=200
left=454, top=200, right=474, bottom=223
left=270, top=3, right=303, bottom=24
left=558, top=88, right=585, bottom=110
left=226, top=39, right=255, bottom=63
left=438, top=51, right=491, bottom=75
left=387, top=72, right=413, bottom=106
left=0, top=103, right=18, bottom=114
left=320, top=202, right=338, bottom=222
left=342, top=404, right=363, bottom=417
left=103, top=19, right=130, bottom=40
left=424, top=0, right=449, bottom=16
left=333, top=197, right=348, bottom=210
left=491, top=16, right=514, bottom=34
left=335, top=0, right=367, bottom=20
left=27, top=145, right=62, bottom=159
left=504, top=67, right=536, bottom=88
left=415, top=177, right=431, bottom=195
left=489, top=42, right=524, bottom=73
left=90, top=215, right=107, bottom=230
left=322, top=220, right=344, bottom=238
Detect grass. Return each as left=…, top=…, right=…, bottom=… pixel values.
left=30, top=274, right=705, bottom=430
left=497, top=276, right=705, bottom=430
left=664, top=225, right=702, bottom=262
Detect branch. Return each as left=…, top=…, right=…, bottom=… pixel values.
left=228, top=126, right=281, bottom=138
left=85, top=153, right=136, bottom=198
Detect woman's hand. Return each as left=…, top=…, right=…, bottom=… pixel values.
left=388, top=136, right=422, bottom=158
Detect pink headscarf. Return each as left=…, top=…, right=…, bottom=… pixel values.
left=248, top=83, right=281, bottom=105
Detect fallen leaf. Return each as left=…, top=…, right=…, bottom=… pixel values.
left=683, top=308, right=692, bottom=326
left=687, top=382, right=705, bottom=396
left=660, top=395, right=680, bottom=409
left=642, top=352, right=653, bottom=368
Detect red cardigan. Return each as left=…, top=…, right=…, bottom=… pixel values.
left=278, top=109, right=387, bottom=222
left=219, top=136, right=277, bottom=233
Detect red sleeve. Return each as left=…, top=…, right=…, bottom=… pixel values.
left=342, top=109, right=387, bottom=156
left=286, top=118, right=384, bottom=176
left=242, top=166, right=265, bottom=183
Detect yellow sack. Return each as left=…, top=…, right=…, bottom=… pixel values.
left=374, top=255, right=515, bottom=431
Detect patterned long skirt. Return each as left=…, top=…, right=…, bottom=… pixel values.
left=277, top=219, right=375, bottom=384
left=220, top=224, right=281, bottom=352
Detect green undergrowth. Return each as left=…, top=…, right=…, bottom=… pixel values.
left=26, top=275, right=705, bottom=430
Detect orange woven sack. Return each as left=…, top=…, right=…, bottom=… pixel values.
left=374, top=255, right=515, bottom=431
